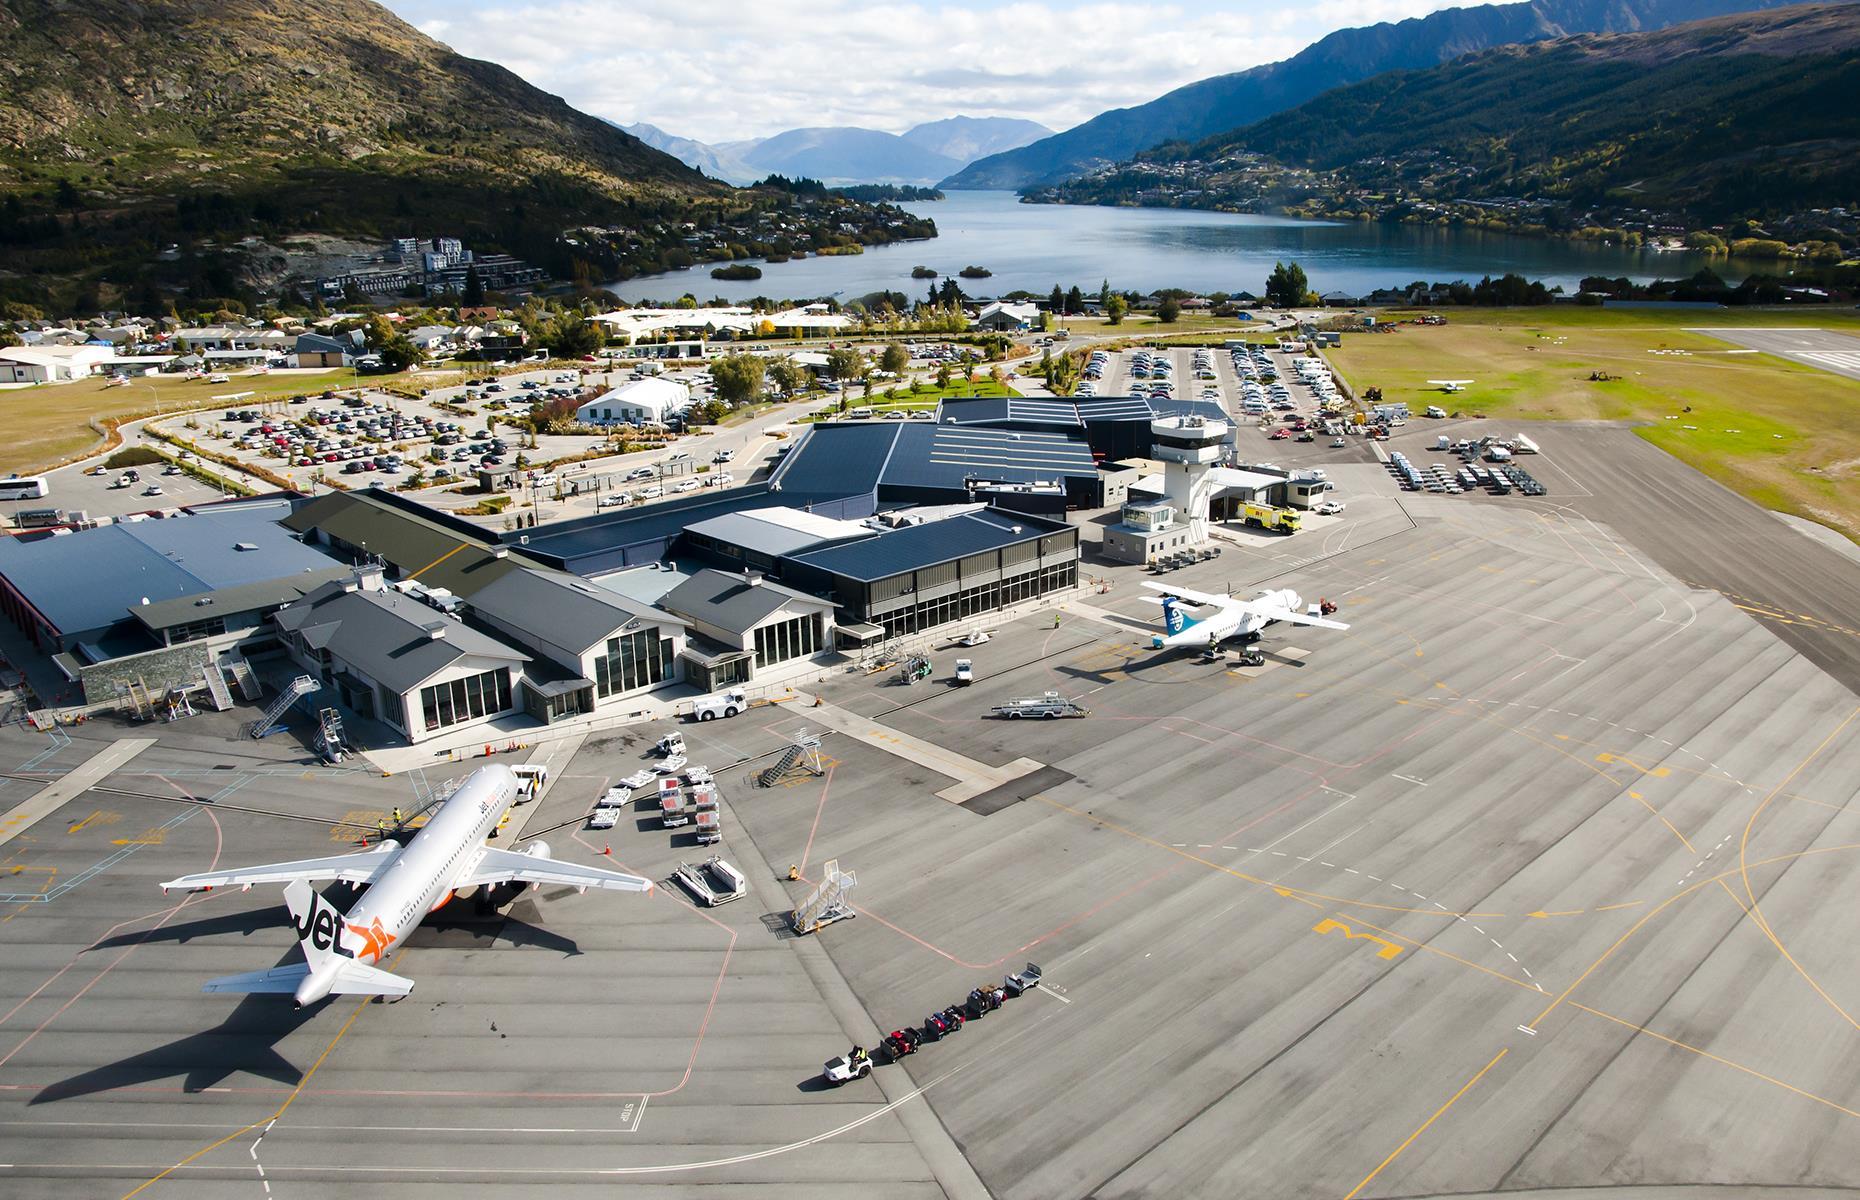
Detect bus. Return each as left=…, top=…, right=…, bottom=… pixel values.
left=0, top=476, right=49, bottom=501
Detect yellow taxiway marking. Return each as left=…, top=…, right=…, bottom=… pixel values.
left=1595, top=752, right=1670, bottom=777
left=66, top=810, right=103, bottom=834
left=1344, top=1048, right=1508, bottom=1200
left=1312, top=918, right=1404, bottom=960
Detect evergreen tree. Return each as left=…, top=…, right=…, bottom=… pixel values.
left=462, top=265, right=486, bottom=307
left=1066, top=285, right=1084, bottom=315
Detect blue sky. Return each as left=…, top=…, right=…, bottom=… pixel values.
left=380, top=0, right=1481, bottom=142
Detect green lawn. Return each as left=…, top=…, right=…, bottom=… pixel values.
left=1326, top=307, right=1860, bottom=540
left=1, top=368, right=359, bottom=475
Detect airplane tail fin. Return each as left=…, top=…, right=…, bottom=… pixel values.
left=1161, top=597, right=1189, bottom=636
left=283, top=878, right=340, bottom=973
left=276, top=880, right=413, bottom=999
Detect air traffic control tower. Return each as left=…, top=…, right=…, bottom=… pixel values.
left=1150, top=414, right=1228, bottom=542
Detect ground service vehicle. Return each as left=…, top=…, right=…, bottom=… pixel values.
left=1239, top=503, right=1301, bottom=534
left=689, top=687, right=747, bottom=721
left=954, top=658, right=973, bottom=686
left=992, top=693, right=1089, bottom=719
left=882, top=1027, right=923, bottom=1062
left=823, top=1047, right=873, bottom=1086
left=674, top=856, right=747, bottom=905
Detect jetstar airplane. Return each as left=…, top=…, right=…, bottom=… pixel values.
left=1426, top=379, right=1474, bottom=393
left=1143, top=583, right=1350, bottom=649
left=159, top=764, right=650, bottom=1008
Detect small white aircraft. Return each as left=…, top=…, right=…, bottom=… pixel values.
left=1142, top=583, right=1349, bottom=649
left=1427, top=379, right=1474, bottom=393
left=159, top=765, right=651, bottom=1008
left=952, top=628, right=994, bottom=647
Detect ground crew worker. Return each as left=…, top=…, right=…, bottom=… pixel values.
left=787, top=865, right=800, bottom=881
left=392, top=807, right=402, bottom=825
left=1053, top=613, right=1062, bottom=629
left=376, top=818, right=388, bottom=840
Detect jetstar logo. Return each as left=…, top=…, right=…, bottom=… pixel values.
left=344, top=916, right=393, bottom=963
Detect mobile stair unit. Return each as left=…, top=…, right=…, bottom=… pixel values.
left=757, top=730, right=824, bottom=787
left=791, top=859, right=857, bottom=934
left=250, top=675, right=318, bottom=739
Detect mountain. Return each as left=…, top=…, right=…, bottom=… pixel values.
left=1185, top=3, right=1860, bottom=224
left=941, top=0, right=1817, bottom=190
left=0, top=0, right=721, bottom=216
left=621, top=122, right=761, bottom=184
left=726, top=127, right=957, bottom=187
left=899, top=117, right=1052, bottom=165
left=621, top=116, right=1051, bottom=186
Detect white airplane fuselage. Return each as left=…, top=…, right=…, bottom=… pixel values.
left=290, top=767, right=515, bottom=1006
left=1159, top=587, right=1303, bottom=648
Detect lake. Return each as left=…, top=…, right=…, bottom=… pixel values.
left=609, top=190, right=1749, bottom=303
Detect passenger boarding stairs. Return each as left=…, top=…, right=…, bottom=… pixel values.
left=314, top=707, right=347, bottom=764
left=226, top=659, right=263, bottom=701
left=200, top=664, right=233, bottom=712
left=250, top=675, right=318, bottom=739
left=790, top=858, right=857, bottom=934
left=756, top=730, right=823, bottom=787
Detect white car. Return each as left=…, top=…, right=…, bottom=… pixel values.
left=637, top=485, right=663, bottom=499
left=673, top=479, right=700, bottom=493
left=1314, top=500, right=1346, bottom=516
left=598, top=493, right=632, bottom=507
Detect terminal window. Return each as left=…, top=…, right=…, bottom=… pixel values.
left=420, top=667, right=513, bottom=731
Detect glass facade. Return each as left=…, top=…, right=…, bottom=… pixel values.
left=162, top=615, right=227, bottom=646
left=419, top=667, right=513, bottom=732
left=877, top=561, right=1076, bottom=640
left=593, top=628, right=673, bottom=698
left=754, top=613, right=820, bottom=668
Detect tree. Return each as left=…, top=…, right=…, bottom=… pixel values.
left=710, top=353, right=767, bottom=405
left=547, top=313, right=601, bottom=359
left=1066, top=285, right=1084, bottom=315
left=1049, top=284, right=1064, bottom=314
left=824, top=346, right=866, bottom=382
left=879, top=342, right=909, bottom=375
left=461, top=266, right=485, bottom=307
left=1265, top=261, right=1310, bottom=308
left=1105, top=294, right=1128, bottom=326
left=1157, top=295, right=1182, bottom=324
left=769, top=358, right=808, bottom=396
left=1098, top=279, right=1111, bottom=307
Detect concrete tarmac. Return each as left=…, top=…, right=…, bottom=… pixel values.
left=4, top=430, right=1860, bottom=1196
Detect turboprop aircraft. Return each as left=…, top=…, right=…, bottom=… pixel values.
left=1426, top=379, right=1474, bottom=393
left=1142, top=582, right=1349, bottom=649
left=159, top=764, right=650, bottom=1007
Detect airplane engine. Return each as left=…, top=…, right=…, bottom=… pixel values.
left=475, top=841, right=550, bottom=912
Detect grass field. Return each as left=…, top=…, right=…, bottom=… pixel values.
left=0, top=368, right=358, bottom=475
left=1327, top=307, right=1860, bottom=539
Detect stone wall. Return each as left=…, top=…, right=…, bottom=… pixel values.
left=79, top=641, right=214, bottom=705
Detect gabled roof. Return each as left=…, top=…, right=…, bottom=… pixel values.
left=466, top=568, right=684, bottom=654
left=274, top=580, right=527, bottom=695
left=659, top=568, right=833, bottom=636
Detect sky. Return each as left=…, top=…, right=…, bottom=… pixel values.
left=380, top=0, right=1484, bottom=143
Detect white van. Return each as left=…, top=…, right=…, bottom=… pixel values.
left=847, top=406, right=874, bottom=419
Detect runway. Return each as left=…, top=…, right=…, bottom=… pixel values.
left=1690, top=327, right=1860, bottom=381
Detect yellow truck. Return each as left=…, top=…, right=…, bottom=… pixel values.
left=1241, top=503, right=1301, bottom=534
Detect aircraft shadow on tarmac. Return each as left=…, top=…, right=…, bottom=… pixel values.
left=31, top=958, right=318, bottom=1105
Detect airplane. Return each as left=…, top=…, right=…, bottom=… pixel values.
left=952, top=628, right=994, bottom=647
left=1426, top=379, right=1474, bottom=393
left=159, top=764, right=651, bottom=1008
left=1141, top=582, right=1349, bottom=650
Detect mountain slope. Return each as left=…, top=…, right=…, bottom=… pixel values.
left=0, top=0, right=724, bottom=241
left=736, top=127, right=961, bottom=186
left=900, top=117, right=1052, bottom=165
left=942, top=0, right=1815, bottom=190
left=621, top=122, right=761, bottom=184
left=1192, top=3, right=1860, bottom=222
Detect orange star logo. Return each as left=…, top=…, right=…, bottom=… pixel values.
left=344, top=916, right=393, bottom=963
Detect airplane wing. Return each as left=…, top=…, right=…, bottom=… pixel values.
left=459, top=846, right=652, bottom=894
left=160, top=845, right=397, bottom=893
left=1235, top=602, right=1350, bottom=631
left=1140, top=581, right=1240, bottom=609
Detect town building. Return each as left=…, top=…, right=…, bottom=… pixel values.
left=576, top=377, right=691, bottom=426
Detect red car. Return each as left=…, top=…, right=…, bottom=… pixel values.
left=1269, top=429, right=1291, bottom=440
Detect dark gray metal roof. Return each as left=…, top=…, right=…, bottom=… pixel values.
left=881, top=423, right=1099, bottom=491
left=0, top=500, right=342, bottom=637
left=466, top=567, right=683, bottom=654
left=273, top=580, right=527, bottom=694
left=284, top=490, right=518, bottom=598
left=683, top=508, right=868, bottom=559
left=789, top=508, right=1071, bottom=582
left=766, top=423, right=896, bottom=499
left=659, top=568, right=833, bottom=636
left=130, top=565, right=355, bottom=632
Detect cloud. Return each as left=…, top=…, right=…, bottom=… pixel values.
left=381, top=0, right=1478, bottom=142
